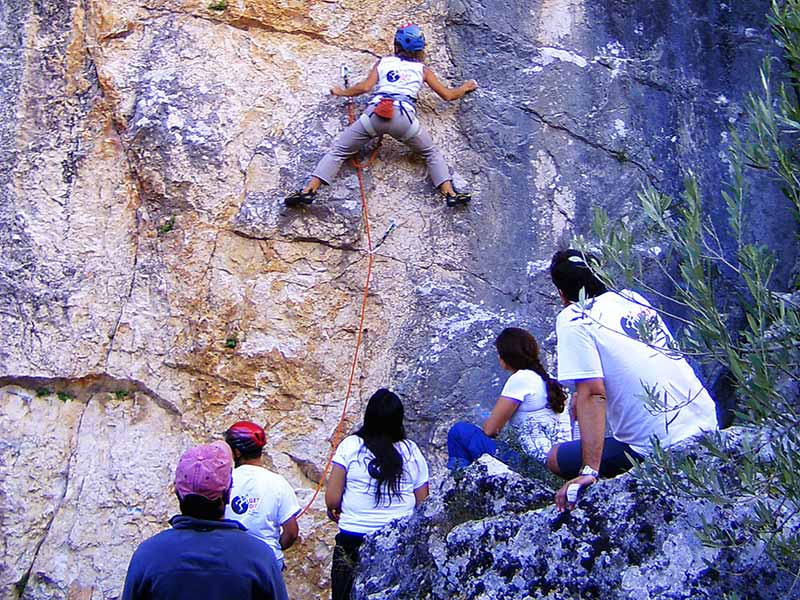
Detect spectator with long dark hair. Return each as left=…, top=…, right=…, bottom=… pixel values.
left=325, top=388, right=429, bottom=600
left=447, top=327, right=571, bottom=470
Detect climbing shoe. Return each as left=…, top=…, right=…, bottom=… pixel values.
left=444, top=191, right=471, bottom=207
left=285, top=190, right=316, bottom=207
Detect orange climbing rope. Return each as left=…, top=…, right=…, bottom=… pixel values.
left=298, top=100, right=381, bottom=518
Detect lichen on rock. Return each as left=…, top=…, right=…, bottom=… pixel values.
left=353, top=447, right=794, bottom=599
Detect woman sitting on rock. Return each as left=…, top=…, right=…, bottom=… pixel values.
left=325, top=388, right=429, bottom=600
left=447, top=327, right=571, bottom=470
left=286, top=23, right=478, bottom=208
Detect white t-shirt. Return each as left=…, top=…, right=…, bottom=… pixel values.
left=556, top=290, right=718, bottom=455
left=501, top=369, right=571, bottom=459
left=372, top=56, right=424, bottom=113
left=224, top=465, right=301, bottom=563
left=332, top=435, right=429, bottom=535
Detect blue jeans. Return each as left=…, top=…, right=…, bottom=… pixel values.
left=447, top=422, right=522, bottom=470
left=555, top=437, right=644, bottom=479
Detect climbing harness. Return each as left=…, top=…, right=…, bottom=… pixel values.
left=359, top=87, right=420, bottom=141
left=297, top=66, right=393, bottom=518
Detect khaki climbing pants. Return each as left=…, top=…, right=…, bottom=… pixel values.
left=311, top=107, right=451, bottom=188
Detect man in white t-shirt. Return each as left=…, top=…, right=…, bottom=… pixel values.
left=545, top=250, right=718, bottom=511
left=224, top=421, right=301, bottom=570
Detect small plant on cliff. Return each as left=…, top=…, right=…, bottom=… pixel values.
left=582, top=0, right=800, bottom=582
left=114, top=390, right=130, bottom=400
left=225, top=336, right=238, bottom=349
left=57, top=391, right=75, bottom=403
left=157, top=216, right=175, bottom=234
left=35, top=387, right=51, bottom=397
left=208, top=0, right=227, bottom=11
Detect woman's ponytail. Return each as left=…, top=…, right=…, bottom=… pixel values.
left=532, top=360, right=567, bottom=414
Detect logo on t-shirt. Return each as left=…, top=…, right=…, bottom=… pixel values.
left=367, top=458, right=382, bottom=479
left=619, top=309, right=678, bottom=357
left=231, top=495, right=249, bottom=514
left=386, top=70, right=400, bottom=82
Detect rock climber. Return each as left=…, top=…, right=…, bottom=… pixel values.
left=546, top=249, right=718, bottom=511
left=325, top=388, right=430, bottom=600
left=121, top=442, right=289, bottom=600
left=285, top=23, right=478, bottom=208
left=447, top=327, right=571, bottom=470
left=224, top=421, right=301, bottom=571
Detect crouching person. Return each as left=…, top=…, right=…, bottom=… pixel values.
left=547, top=250, right=718, bottom=511
left=121, top=441, right=289, bottom=600
left=447, top=327, right=571, bottom=470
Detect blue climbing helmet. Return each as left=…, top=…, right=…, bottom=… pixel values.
left=395, top=23, right=425, bottom=52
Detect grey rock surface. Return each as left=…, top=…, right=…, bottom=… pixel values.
left=399, top=0, right=798, bottom=460
left=353, top=451, right=794, bottom=599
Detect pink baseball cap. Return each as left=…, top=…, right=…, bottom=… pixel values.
left=174, top=441, right=233, bottom=501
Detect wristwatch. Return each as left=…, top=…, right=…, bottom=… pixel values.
left=579, top=465, right=599, bottom=479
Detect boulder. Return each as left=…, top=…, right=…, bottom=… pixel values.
left=354, top=448, right=794, bottom=599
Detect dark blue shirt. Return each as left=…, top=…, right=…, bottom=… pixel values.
left=121, top=515, right=289, bottom=600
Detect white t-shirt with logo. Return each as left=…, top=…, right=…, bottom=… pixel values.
left=556, top=290, right=718, bottom=455
left=372, top=56, right=424, bottom=113
left=501, top=369, right=571, bottom=459
left=332, top=435, right=429, bottom=535
left=224, top=465, right=301, bottom=563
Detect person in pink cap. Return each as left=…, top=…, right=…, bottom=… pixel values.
left=121, top=441, right=289, bottom=600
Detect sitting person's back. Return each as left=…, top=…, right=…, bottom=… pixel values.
left=546, top=250, right=718, bottom=511
left=448, top=327, right=570, bottom=470
left=555, top=287, right=717, bottom=453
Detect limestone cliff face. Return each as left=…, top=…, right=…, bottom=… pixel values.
left=0, top=1, right=793, bottom=599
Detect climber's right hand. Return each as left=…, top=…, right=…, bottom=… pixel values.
left=330, top=86, right=347, bottom=96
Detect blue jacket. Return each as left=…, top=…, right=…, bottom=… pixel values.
left=121, top=515, right=289, bottom=600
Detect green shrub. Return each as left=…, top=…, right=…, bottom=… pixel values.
left=157, top=216, right=175, bottom=234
